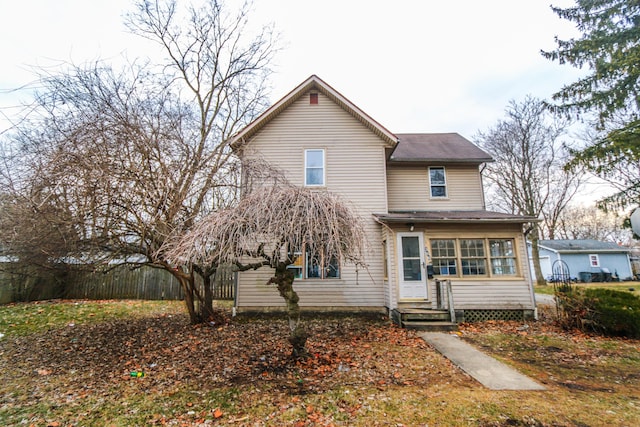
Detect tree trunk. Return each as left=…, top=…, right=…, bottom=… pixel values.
left=269, top=263, right=307, bottom=357
left=197, top=269, right=226, bottom=325
left=201, top=272, right=215, bottom=320
left=530, top=225, right=547, bottom=287
left=171, top=267, right=200, bottom=324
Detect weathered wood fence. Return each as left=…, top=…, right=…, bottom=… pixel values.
left=0, top=264, right=235, bottom=304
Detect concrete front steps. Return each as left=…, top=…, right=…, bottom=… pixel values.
left=392, top=308, right=458, bottom=332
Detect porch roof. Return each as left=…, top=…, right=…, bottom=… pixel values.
left=374, top=210, right=538, bottom=224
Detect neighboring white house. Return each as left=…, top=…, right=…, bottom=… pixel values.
left=529, top=239, right=634, bottom=282
left=229, top=75, right=537, bottom=324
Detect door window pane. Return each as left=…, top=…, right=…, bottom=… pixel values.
left=401, top=236, right=422, bottom=281
left=403, top=259, right=422, bottom=281
left=401, top=236, right=420, bottom=257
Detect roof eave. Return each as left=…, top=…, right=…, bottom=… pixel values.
left=387, top=158, right=494, bottom=164
left=549, top=248, right=630, bottom=254
left=373, top=214, right=539, bottom=224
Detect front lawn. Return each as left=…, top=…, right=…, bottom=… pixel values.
left=1, top=300, right=639, bottom=426
left=535, top=281, right=640, bottom=297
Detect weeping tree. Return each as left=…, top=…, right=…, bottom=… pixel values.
left=0, top=0, right=276, bottom=322
left=162, top=180, right=367, bottom=357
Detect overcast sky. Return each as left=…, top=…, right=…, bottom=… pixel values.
left=1, top=0, right=585, bottom=137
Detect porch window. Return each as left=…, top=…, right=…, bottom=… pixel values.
left=490, top=239, right=517, bottom=275
left=305, top=149, right=325, bottom=186
left=429, top=166, right=447, bottom=198
left=460, top=239, right=487, bottom=276
left=431, top=239, right=457, bottom=275
left=429, top=238, right=518, bottom=277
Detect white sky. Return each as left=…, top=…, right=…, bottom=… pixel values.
left=1, top=0, right=584, bottom=136
left=0, top=0, right=610, bottom=201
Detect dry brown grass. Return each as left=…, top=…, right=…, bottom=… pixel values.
left=1, top=301, right=639, bottom=426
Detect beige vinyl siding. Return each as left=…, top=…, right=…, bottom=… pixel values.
left=387, top=223, right=534, bottom=310
left=387, top=165, right=485, bottom=211
left=382, top=227, right=397, bottom=309
left=236, top=91, right=388, bottom=310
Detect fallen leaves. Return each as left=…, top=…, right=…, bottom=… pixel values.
left=0, top=309, right=460, bottom=425
left=11, top=302, right=639, bottom=426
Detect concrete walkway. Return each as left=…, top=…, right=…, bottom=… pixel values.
left=419, top=332, right=546, bottom=391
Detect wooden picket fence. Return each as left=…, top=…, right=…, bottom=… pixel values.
left=0, top=264, right=235, bottom=303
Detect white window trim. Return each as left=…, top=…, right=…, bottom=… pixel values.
left=589, top=254, right=600, bottom=267
left=428, top=166, right=447, bottom=198
left=304, top=149, right=325, bottom=187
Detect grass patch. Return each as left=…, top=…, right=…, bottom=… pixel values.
left=535, top=281, right=640, bottom=296
left=1, top=300, right=639, bottom=426
left=0, top=299, right=183, bottom=337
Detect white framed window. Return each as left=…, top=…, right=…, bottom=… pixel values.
left=305, top=149, right=325, bottom=186
left=429, top=166, right=447, bottom=198
left=589, top=254, right=600, bottom=267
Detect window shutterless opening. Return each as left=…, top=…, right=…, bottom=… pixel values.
left=304, top=149, right=325, bottom=186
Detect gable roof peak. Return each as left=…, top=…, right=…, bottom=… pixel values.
left=229, top=75, right=398, bottom=149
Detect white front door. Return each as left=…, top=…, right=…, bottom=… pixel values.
left=397, top=232, right=428, bottom=300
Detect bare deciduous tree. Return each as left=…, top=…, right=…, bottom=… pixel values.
left=162, top=179, right=367, bottom=357
left=475, top=96, right=584, bottom=286
left=556, top=204, right=634, bottom=244
left=0, top=0, right=276, bottom=322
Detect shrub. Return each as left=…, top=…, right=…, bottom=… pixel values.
left=584, top=288, right=640, bottom=338
left=555, top=287, right=640, bottom=338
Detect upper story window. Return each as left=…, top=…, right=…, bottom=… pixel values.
left=429, top=166, right=447, bottom=198
left=305, top=149, right=325, bottom=186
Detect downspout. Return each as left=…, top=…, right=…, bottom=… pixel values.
left=479, top=164, right=487, bottom=210
left=232, top=270, right=238, bottom=317
left=524, top=225, right=538, bottom=320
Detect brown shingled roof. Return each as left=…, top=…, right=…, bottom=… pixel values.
left=389, top=133, right=493, bottom=164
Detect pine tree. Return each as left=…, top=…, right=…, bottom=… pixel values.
left=543, top=0, right=640, bottom=208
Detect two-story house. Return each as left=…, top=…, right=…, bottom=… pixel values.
left=229, top=75, right=537, bottom=325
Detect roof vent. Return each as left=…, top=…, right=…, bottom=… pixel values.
left=310, top=92, right=318, bottom=105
